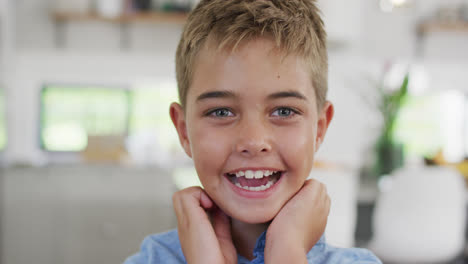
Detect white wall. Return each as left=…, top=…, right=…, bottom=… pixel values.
left=3, top=0, right=468, bottom=167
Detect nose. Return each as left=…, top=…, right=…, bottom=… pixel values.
left=234, top=118, right=272, bottom=156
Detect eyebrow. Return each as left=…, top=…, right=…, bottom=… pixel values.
left=267, top=91, right=308, bottom=101
left=195, top=90, right=308, bottom=102
left=196, top=90, right=237, bottom=102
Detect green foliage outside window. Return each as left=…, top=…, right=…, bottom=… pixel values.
left=129, top=83, right=179, bottom=152
left=40, top=86, right=129, bottom=152
left=41, top=83, right=180, bottom=153
left=393, top=93, right=443, bottom=158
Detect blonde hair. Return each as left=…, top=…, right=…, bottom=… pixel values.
left=176, top=0, right=328, bottom=109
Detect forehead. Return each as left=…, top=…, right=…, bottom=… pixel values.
left=188, top=38, right=316, bottom=104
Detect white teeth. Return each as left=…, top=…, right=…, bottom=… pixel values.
left=233, top=170, right=278, bottom=178
left=234, top=179, right=277, bottom=192
left=235, top=171, right=245, bottom=177
left=254, top=171, right=263, bottom=179
left=245, top=170, right=255, bottom=179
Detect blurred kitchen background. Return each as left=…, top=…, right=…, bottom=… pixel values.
left=1, top=0, right=468, bottom=263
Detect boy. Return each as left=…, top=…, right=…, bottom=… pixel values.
left=125, top=0, right=382, bottom=263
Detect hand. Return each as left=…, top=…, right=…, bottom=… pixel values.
left=265, top=179, right=331, bottom=264
left=172, top=186, right=237, bottom=264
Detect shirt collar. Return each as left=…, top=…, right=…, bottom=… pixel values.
left=238, top=231, right=326, bottom=261
left=252, top=231, right=267, bottom=258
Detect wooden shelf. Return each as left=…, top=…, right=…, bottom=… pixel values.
left=51, top=11, right=189, bottom=24
left=50, top=11, right=189, bottom=49
left=418, top=21, right=468, bottom=34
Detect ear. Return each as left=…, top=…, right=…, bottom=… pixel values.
left=169, top=102, right=192, bottom=158
left=315, top=101, right=334, bottom=152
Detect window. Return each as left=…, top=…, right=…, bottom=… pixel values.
left=393, top=93, right=443, bottom=158
left=394, top=90, right=465, bottom=162
left=129, top=82, right=180, bottom=153
left=40, top=85, right=130, bottom=152
left=125, top=82, right=183, bottom=166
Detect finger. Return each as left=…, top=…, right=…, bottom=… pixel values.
left=172, top=190, right=186, bottom=222
left=303, top=178, right=323, bottom=192
left=173, top=187, right=212, bottom=227
left=173, top=187, right=200, bottom=215
left=178, top=186, right=208, bottom=212
left=199, top=190, right=214, bottom=210
left=296, top=179, right=324, bottom=203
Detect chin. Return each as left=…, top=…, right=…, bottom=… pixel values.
left=228, top=206, right=280, bottom=224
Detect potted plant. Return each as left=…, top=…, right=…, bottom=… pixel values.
left=372, top=73, right=409, bottom=178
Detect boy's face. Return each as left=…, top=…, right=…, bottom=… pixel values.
left=171, top=38, right=333, bottom=223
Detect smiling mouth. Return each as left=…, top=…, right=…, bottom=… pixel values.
left=225, top=170, right=283, bottom=192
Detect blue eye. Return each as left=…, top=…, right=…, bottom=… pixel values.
left=208, top=108, right=234, bottom=117
left=272, top=107, right=296, bottom=117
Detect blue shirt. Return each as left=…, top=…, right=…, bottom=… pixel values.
left=124, top=229, right=382, bottom=264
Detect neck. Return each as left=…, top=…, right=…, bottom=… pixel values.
left=231, top=218, right=270, bottom=260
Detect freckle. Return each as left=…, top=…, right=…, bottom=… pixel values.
left=277, top=75, right=280, bottom=79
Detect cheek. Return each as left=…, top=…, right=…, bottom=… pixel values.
left=189, top=125, right=231, bottom=179
left=276, top=124, right=316, bottom=176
